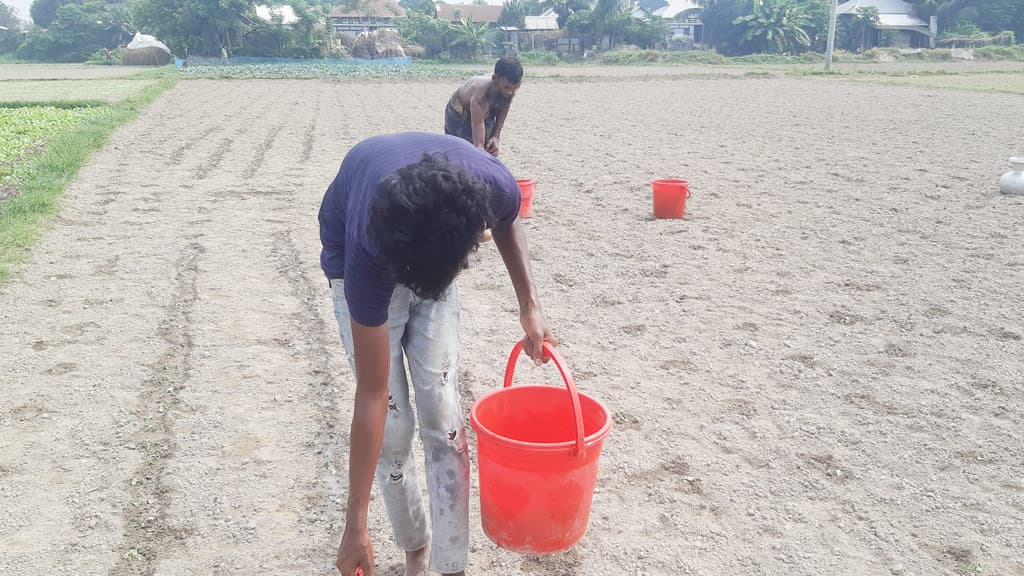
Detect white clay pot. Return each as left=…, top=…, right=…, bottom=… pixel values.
left=999, top=157, right=1024, bottom=196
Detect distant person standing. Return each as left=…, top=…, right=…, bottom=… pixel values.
left=444, top=57, right=523, bottom=158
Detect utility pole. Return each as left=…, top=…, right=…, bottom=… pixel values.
left=825, top=0, right=839, bottom=70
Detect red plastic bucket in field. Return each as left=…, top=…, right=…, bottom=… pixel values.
left=470, top=341, right=612, bottom=554
left=516, top=179, right=535, bottom=219
left=652, top=179, right=691, bottom=219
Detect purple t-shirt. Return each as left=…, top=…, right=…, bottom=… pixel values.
left=318, top=132, right=520, bottom=327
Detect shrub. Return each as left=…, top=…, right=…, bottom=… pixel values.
left=974, top=45, right=1024, bottom=61
left=598, top=49, right=730, bottom=65
left=85, top=47, right=122, bottom=65
left=517, top=50, right=560, bottom=65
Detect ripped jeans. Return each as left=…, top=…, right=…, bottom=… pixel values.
left=331, top=280, right=470, bottom=574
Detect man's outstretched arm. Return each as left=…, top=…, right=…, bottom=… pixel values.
left=492, top=218, right=555, bottom=363
left=336, top=321, right=390, bottom=576
left=486, top=105, right=510, bottom=156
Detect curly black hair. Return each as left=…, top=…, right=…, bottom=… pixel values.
left=369, top=154, right=495, bottom=301
left=494, top=56, right=523, bottom=85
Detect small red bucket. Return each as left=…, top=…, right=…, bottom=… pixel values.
left=470, top=341, right=612, bottom=554
left=516, top=179, right=535, bottom=219
left=652, top=179, right=691, bottom=219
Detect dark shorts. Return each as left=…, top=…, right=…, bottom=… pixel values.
left=444, top=102, right=495, bottom=145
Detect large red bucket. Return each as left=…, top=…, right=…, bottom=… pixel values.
left=470, top=341, right=612, bottom=554
left=652, top=178, right=691, bottom=219
left=516, top=179, right=535, bottom=219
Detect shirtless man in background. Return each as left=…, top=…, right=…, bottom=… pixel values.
left=444, top=57, right=523, bottom=158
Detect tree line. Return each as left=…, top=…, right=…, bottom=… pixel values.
left=0, top=0, right=1019, bottom=63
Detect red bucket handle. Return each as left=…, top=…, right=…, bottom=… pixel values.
left=503, top=340, right=586, bottom=458
left=654, top=179, right=692, bottom=198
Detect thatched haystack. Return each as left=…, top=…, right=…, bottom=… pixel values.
left=122, top=32, right=172, bottom=66
left=351, top=29, right=406, bottom=59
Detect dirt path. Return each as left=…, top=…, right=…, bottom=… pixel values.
left=1, top=74, right=1022, bottom=576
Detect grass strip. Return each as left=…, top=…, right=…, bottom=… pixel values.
left=0, top=75, right=177, bottom=283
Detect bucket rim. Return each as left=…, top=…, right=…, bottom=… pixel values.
left=652, top=178, right=689, bottom=186
left=469, top=385, right=613, bottom=454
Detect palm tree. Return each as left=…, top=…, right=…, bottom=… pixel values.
left=449, top=17, right=493, bottom=58
left=550, top=0, right=592, bottom=29
left=733, top=0, right=812, bottom=53
left=592, top=0, right=628, bottom=47
left=851, top=6, right=879, bottom=51
left=499, top=0, right=527, bottom=30
left=907, top=0, right=967, bottom=35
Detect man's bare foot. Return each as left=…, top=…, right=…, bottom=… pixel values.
left=403, top=545, right=429, bottom=576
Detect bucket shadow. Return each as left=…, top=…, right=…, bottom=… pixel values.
left=519, top=548, right=583, bottom=575
left=641, top=213, right=695, bottom=224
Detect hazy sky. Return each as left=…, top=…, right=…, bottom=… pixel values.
left=4, top=0, right=33, bottom=23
